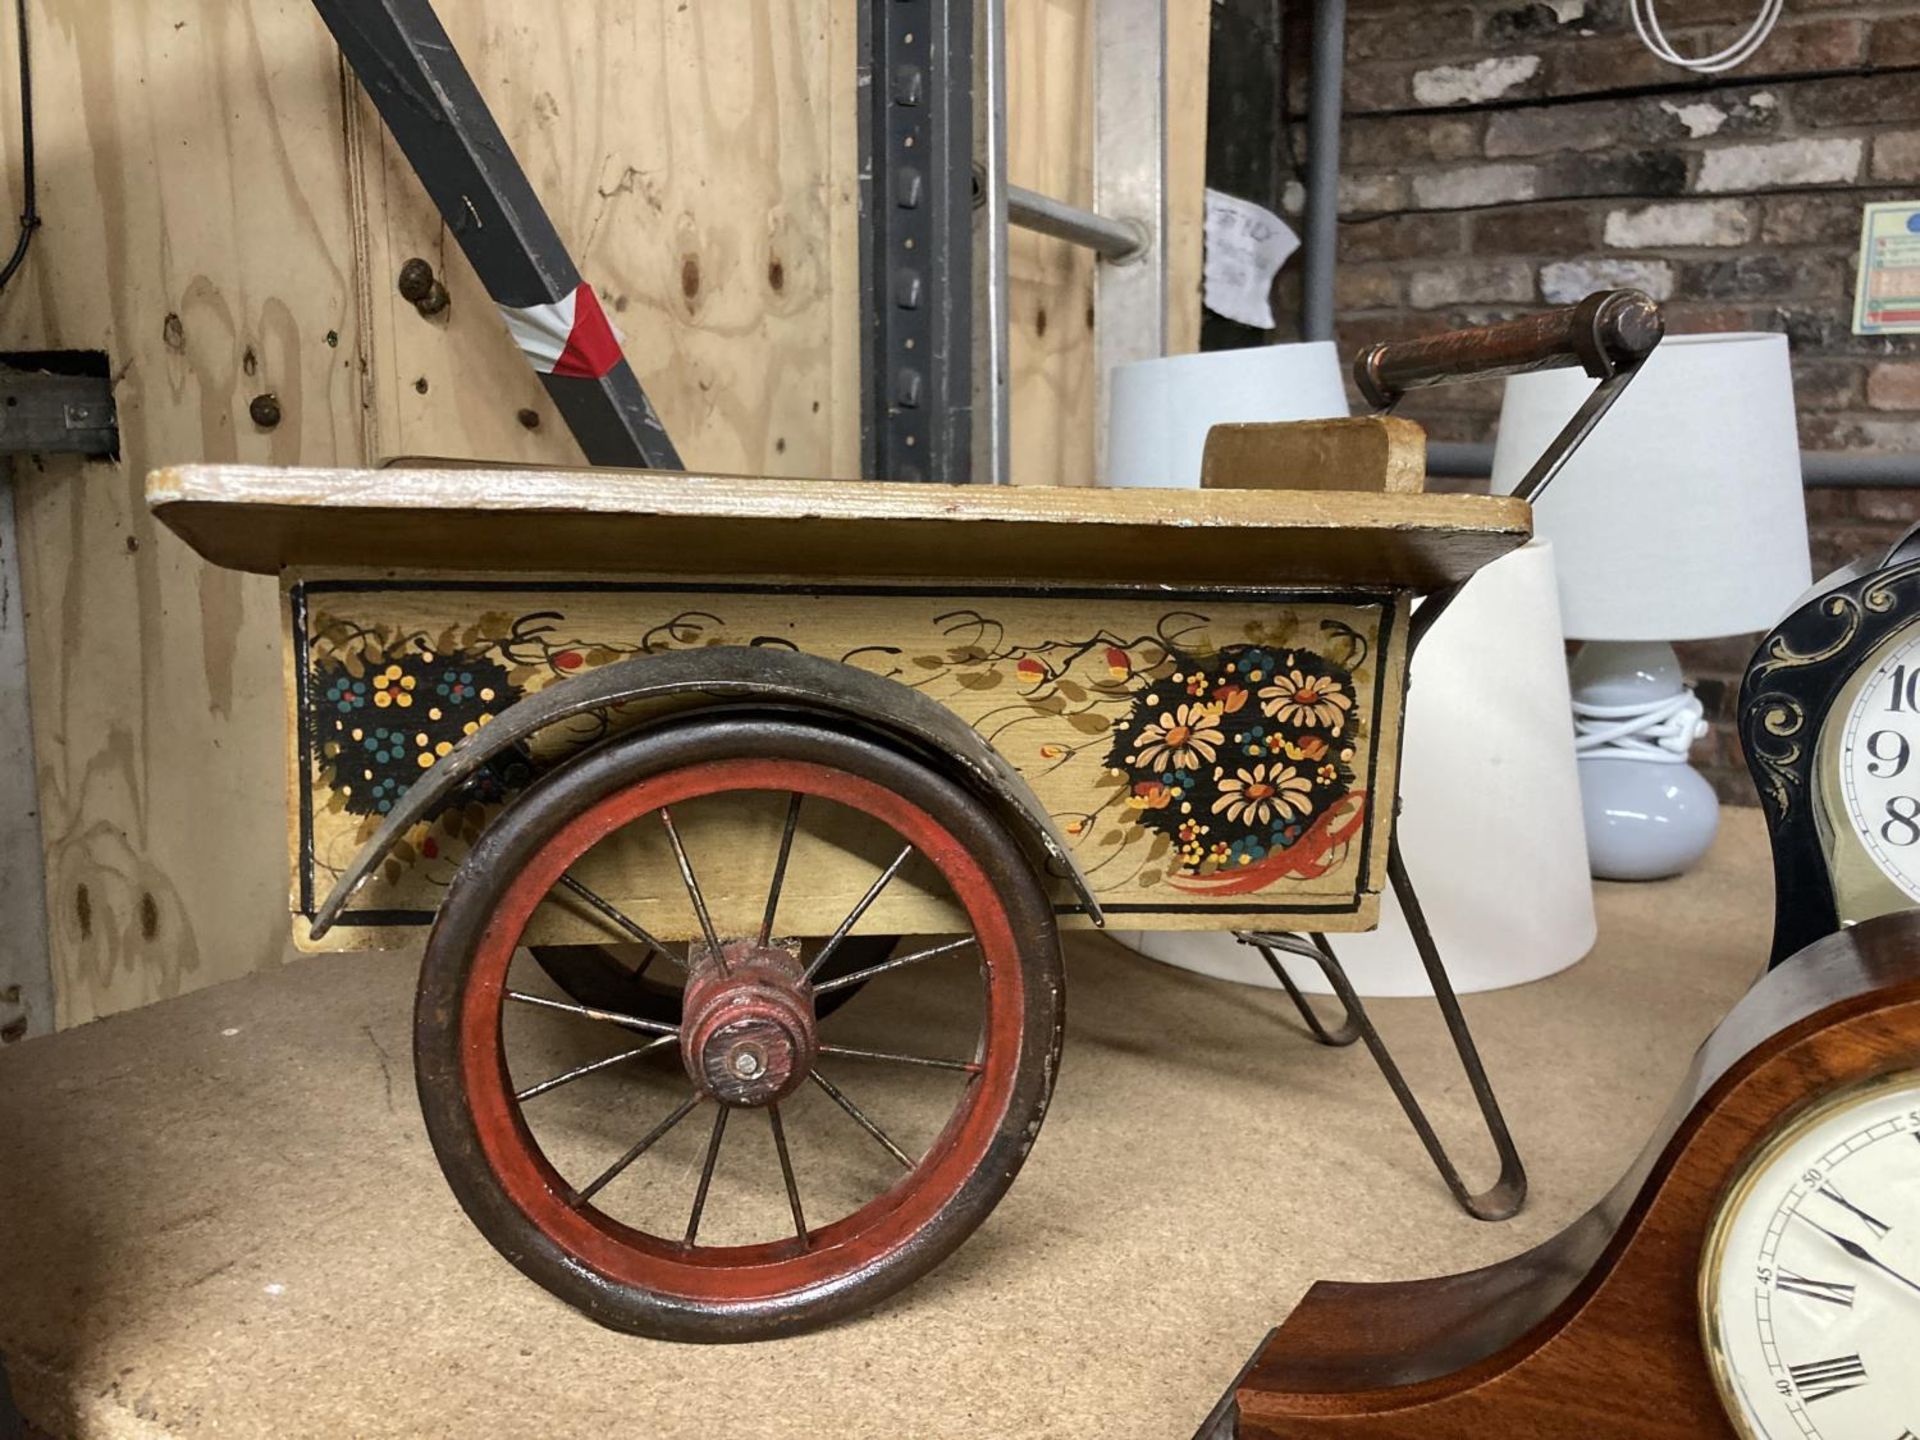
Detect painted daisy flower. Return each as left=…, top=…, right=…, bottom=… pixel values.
left=1132, top=703, right=1223, bottom=773
left=1260, top=669, right=1352, bottom=731
left=1211, top=763, right=1313, bottom=826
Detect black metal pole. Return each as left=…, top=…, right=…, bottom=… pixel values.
left=312, top=0, right=683, bottom=470
left=858, top=0, right=974, bottom=483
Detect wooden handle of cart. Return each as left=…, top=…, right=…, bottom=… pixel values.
left=1352, top=289, right=1664, bottom=410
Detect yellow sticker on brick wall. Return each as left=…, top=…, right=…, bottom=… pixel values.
left=1854, top=200, right=1920, bottom=336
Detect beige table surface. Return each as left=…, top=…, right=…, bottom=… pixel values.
left=0, top=810, right=1775, bottom=1439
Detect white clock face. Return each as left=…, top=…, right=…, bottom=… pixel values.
left=1839, top=631, right=1920, bottom=904
left=1700, top=1071, right=1920, bottom=1439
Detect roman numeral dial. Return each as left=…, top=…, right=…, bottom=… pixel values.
left=1700, top=1072, right=1920, bottom=1438
left=1788, top=1355, right=1869, bottom=1405
left=1814, top=1181, right=1892, bottom=1240
left=1775, top=1269, right=1856, bottom=1308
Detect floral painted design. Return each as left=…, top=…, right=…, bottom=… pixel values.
left=371, top=663, right=419, bottom=710
left=1213, top=763, right=1313, bottom=826
left=310, top=648, right=519, bottom=817
left=1258, top=666, right=1354, bottom=732
left=1105, top=643, right=1363, bottom=885
left=1133, top=703, right=1224, bottom=773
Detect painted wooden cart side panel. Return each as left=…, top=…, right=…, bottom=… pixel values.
left=285, top=577, right=1410, bottom=948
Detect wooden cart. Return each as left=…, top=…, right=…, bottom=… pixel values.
left=147, top=296, right=1660, bottom=1342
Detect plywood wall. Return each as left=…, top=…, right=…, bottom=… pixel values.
left=355, top=3, right=864, bottom=480
left=0, top=0, right=1205, bottom=1026
left=1005, top=0, right=1208, bottom=488
left=0, top=3, right=364, bottom=1026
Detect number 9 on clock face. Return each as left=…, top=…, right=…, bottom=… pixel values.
left=1699, top=1071, right=1920, bottom=1439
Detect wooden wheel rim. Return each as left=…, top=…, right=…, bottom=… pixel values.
left=460, top=755, right=1028, bottom=1305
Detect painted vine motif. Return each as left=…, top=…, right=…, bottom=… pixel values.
left=300, top=593, right=1381, bottom=911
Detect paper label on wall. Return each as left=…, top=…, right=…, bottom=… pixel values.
left=1853, top=200, right=1920, bottom=336
left=1203, top=188, right=1300, bottom=330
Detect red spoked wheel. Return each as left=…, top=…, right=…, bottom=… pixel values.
left=414, top=716, right=1065, bottom=1341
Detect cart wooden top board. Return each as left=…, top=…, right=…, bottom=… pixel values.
left=150, top=440, right=1531, bottom=953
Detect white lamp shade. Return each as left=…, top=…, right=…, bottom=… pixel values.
left=1489, top=332, right=1811, bottom=641
left=1105, top=342, right=1349, bottom=487
left=1119, top=539, right=1595, bottom=997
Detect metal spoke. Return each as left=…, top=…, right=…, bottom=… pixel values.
left=572, top=1092, right=703, bottom=1207
left=767, top=1104, right=808, bottom=1245
left=817, top=1042, right=982, bottom=1074
left=660, top=806, right=727, bottom=971
left=808, top=1070, right=913, bottom=1170
left=515, top=1033, right=679, bottom=1103
left=804, top=843, right=916, bottom=981
left=759, top=793, right=804, bottom=947
left=812, top=936, right=977, bottom=995
left=684, top=1104, right=730, bottom=1246
left=505, top=988, right=679, bottom=1037
left=555, top=872, right=684, bottom=969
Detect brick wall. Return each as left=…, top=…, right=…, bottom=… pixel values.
left=1273, top=0, right=1920, bottom=803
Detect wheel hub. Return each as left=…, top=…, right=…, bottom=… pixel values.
left=680, top=940, right=818, bottom=1107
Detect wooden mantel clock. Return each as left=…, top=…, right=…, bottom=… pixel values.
left=1221, top=533, right=1920, bottom=1440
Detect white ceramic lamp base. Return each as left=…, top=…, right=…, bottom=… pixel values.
left=1570, top=640, right=1720, bottom=881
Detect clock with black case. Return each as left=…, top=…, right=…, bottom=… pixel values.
left=1741, top=522, right=1920, bottom=969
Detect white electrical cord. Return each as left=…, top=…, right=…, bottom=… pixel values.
left=1630, top=0, right=1785, bottom=75
left=1572, top=691, right=1709, bottom=764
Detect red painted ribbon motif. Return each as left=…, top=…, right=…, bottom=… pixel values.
left=1167, top=790, right=1369, bottom=896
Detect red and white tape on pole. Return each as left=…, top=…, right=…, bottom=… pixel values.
left=497, top=283, right=624, bottom=380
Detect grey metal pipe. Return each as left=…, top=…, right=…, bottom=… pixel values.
left=1300, top=0, right=1346, bottom=342
left=1007, top=183, right=1146, bottom=262
left=1427, top=440, right=1920, bottom=488
left=976, top=0, right=1011, bottom=485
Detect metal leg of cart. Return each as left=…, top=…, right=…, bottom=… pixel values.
left=1232, top=353, right=1657, bottom=1224
left=1238, top=840, right=1528, bottom=1224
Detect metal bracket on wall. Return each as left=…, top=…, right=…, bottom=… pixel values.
left=310, top=0, right=683, bottom=472
left=0, top=366, right=117, bottom=458
left=859, top=0, right=975, bottom=484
